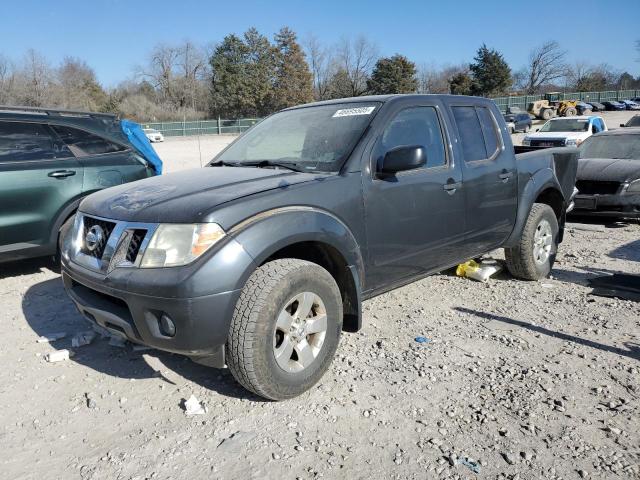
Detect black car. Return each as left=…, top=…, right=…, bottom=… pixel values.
left=61, top=94, right=578, bottom=400
left=621, top=115, right=640, bottom=128
left=503, top=112, right=532, bottom=133
left=602, top=101, right=626, bottom=111
left=572, top=128, right=640, bottom=218
left=588, top=101, right=606, bottom=112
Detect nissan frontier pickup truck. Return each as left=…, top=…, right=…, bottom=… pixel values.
left=61, top=95, right=578, bottom=400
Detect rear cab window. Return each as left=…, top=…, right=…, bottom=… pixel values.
left=50, top=125, right=126, bottom=157
left=451, top=106, right=501, bottom=162
left=0, top=121, right=72, bottom=162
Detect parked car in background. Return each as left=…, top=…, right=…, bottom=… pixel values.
left=0, top=106, right=162, bottom=264
left=523, top=116, right=607, bottom=147
left=602, top=101, right=626, bottom=111
left=504, top=112, right=532, bottom=133
left=572, top=128, right=640, bottom=219
left=143, top=128, right=164, bottom=142
left=61, top=94, right=578, bottom=400
left=576, top=102, right=593, bottom=115
left=620, top=100, right=640, bottom=111
left=621, top=115, right=640, bottom=128
left=588, top=101, right=606, bottom=112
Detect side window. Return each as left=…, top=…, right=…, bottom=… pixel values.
left=377, top=106, right=446, bottom=170
left=476, top=107, right=499, bottom=157
left=451, top=106, right=487, bottom=161
left=50, top=125, right=126, bottom=157
left=0, top=121, right=70, bottom=162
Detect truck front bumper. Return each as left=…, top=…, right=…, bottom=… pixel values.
left=61, top=245, right=254, bottom=368
left=570, top=193, right=640, bottom=219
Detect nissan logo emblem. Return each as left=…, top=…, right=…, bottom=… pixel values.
left=85, top=225, right=105, bottom=252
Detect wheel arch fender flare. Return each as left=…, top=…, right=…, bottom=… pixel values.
left=504, top=168, right=564, bottom=248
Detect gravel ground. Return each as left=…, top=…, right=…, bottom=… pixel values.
left=1, top=109, right=639, bottom=479
left=1, top=220, right=639, bottom=479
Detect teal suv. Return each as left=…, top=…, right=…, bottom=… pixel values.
left=0, top=106, right=161, bottom=264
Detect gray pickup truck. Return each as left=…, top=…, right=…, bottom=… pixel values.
left=61, top=95, right=577, bottom=400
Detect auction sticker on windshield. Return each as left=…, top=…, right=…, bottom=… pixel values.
left=332, top=106, right=376, bottom=118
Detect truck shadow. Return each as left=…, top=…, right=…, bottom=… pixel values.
left=455, top=306, right=640, bottom=361
left=21, top=277, right=265, bottom=401
left=608, top=239, right=640, bottom=263
left=0, top=258, right=53, bottom=280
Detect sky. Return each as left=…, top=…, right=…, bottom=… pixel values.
left=2, top=0, right=639, bottom=86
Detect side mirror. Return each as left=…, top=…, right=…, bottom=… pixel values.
left=380, top=145, right=426, bottom=175
left=620, top=123, right=625, bottom=127
left=535, top=128, right=540, bottom=132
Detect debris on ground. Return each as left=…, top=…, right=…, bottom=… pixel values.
left=457, top=456, right=481, bottom=474
left=71, top=330, right=96, bottom=348
left=183, top=395, right=207, bottom=415
left=44, top=349, right=73, bottom=362
left=456, top=259, right=503, bottom=282
left=414, top=336, right=431, bottom=343
left=36, top=332, right=67, bottom=343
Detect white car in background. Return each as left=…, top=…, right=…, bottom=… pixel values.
left=143, top=128, right=164, bottom=143
left=522, top=116, right=607, bottom=148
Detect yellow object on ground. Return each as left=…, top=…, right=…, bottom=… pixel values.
left=456, top=260, right=480, bottom=277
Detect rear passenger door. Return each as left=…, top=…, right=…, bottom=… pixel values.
left=50, top=124, right=151, bottom=193
left=363, top=101, right=466, bottom=292
left=449, top=104, right=517, bottom=255
left=0, top=121, right=83, bottom=253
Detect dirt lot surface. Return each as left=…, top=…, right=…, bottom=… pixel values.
left=1, top=219, right=639, bottom=479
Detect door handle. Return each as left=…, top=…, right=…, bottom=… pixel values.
left=443, top=180, right=462, bottom=195
left=499, top=171, right=513, bottom=182
left=48, top=170, right=76, bottom=179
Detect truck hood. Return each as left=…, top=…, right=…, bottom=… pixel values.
left=525, top=131, right=588, bottom=141
left=79, top=166, right=320, bottom=223
left=577, top=158, right=640, bottom=182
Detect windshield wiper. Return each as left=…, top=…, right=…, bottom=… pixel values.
left=242, top=160, right=303, bottom=172
left=209, top=160, right=240, bottom=167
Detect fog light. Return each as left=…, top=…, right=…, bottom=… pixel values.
left=160, top=314, right=176, bottom=337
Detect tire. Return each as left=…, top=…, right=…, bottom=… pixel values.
left=226, top=259, right=343, bottom=400
left=583, top=109, right=592, bottom=115
left=541, top=108, right=554, bottom=120
left=524, top=124, right=530, bottom=133
left=504, top=203, right=558, bottom=281
left=564, top=107, right=577, bottom=117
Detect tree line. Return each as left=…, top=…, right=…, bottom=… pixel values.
left=1, top=30, right=639, bottom=121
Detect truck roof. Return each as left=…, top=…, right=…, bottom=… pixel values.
left=286, top=94, right=495, bottom=110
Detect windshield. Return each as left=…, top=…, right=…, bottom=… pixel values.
left=580, top=134, right=640, bottom=160
left=213, top=102, right=380, bottom=172
left=540, top=119, right=589, bottom=132
left=626, top=116, right=640, bottom=127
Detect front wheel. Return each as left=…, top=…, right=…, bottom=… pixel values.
left=505, top=203, right=558, bottom=281
left=226, top=259, right=343, bottom=400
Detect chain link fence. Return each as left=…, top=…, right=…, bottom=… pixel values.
left=491, top=89, right=640, bottom=113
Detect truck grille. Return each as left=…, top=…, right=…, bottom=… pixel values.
left=576, top=180, right=621, bottom=195
left=81, top=217, right=116, bottom=259
left=530, top=139, right=565, bottom=147
left=127, top=230, right=147, bottom=263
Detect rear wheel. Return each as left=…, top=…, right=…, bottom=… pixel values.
left=505, top=203, right=558, bottom=281
left=226, top=259, right=343, bottom=400
left=541, top=108, right=554, bottom=120
left=564, top=107, right=577, bottom=117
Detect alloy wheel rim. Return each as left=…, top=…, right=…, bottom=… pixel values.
left=533, top=219, right=553, bottom=265
left=273, top=292, right=327, bottom=373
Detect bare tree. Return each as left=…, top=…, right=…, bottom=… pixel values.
left=0, top=54, right=16, bottom=104
left=521, top=41, right=567, bottom=94
left=19, top=49, right=53, bottom=106
left=335, top=35, right=378, bottom=96
left=417, top=63, right=468, bottom=94
left=305, top=34, right=333, bottom=100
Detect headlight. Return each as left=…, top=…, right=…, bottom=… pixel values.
left=522, top=138, right=531, bottom=146
left=627, top=180, right=640, bottom=193
left=565, top=139, right=582, bottom=146
left=140, top=223, right=226, bottom=268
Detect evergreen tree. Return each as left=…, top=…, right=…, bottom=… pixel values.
left=366, top=54, right=418, bottom=95
left=270, top=27, right=314, bottom=110
left=469, top=44, right=512, bottom=96
left=326, top=68, right=354, bottom=100
left=209, top=34, right=251, bottom=118
left=244, top=28, right=276, bottom=116
left=449, top=72, right=475, bottom=95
